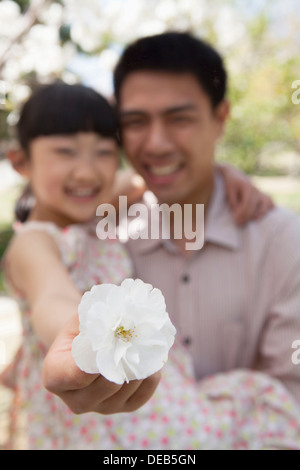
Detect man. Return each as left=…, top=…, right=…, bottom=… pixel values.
left=43, top=32, right=300, bottom=412
left=115, top=31, right=300, bottom=395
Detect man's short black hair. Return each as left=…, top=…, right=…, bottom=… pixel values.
left=113, top=31, right=227, bottom=109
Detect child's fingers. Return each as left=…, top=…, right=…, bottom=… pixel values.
left=95, top=378, right=145, bottom=414
left=42, top=340, right=100, bottom=394
left=57, top=374, right=123, bottom=415
left=96, top=371, right=161, bottom=414
left=226, top=182, right=241, bottom=211
left=254, top=195, right=275, bottom=219
left=58, top=372, right=161, bottom=415
left=123, top=372, right=161, bottom=412
left=233, top=187, right=254, bottom=225
left=234, top=188, right=274, bottom=226
left=42, top=316, right=102, bottom=398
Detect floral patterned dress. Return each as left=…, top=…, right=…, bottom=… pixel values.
left=1, top=220, right=300, bottom=450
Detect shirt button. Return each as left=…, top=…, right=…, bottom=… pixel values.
left=181, top=274, right=190, bottom=283
left=183, top=337, right=192, bottom=346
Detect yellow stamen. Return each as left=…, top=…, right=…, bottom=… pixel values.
left=115, top=326, right=136, bottom=342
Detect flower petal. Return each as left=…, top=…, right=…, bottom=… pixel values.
left=72, top=278, right=176, bottom=384
left=71, top=332, right=98, bottom=374
left=96, top=347, right=127, bottom=384
left=78, top=284, right=112, bottom=315
left=124, top=344, right=165, bottom=380
left=114, top=338, right=131, bottom=366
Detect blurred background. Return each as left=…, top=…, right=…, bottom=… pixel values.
left=0, top=0, right=300, bottom=447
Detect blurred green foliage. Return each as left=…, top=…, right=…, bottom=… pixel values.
left=213, top=7, right=300, bottom=174
left=219, top=58, right=299, bottom=173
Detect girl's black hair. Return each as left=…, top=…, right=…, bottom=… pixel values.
left=15, top=81, right=119, bottom=222
left=18, top=81, right=119, bottom=152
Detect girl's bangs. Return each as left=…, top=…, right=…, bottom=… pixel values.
left=18, top=83, right=119, bottom=149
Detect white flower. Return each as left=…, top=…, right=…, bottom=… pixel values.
left=72, top=278, right=176, bottom=385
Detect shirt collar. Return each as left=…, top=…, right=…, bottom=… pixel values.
left=126, top=171, right=241, bottom=255
left=204, top=171, right=241, bottom=251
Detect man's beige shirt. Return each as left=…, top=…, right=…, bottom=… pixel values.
left=126, top=172, right=300, bottom=403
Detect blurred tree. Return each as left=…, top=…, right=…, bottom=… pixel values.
left=10, top=0, right=30, bottom=13
left=0, top=0, right=299, bottom=173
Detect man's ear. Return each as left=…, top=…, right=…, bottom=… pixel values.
left=214, top=99, right=230, bottom=139
left=6, top=148, right=29, bottom=177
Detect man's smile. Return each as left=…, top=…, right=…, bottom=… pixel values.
left=146, top=161, right=184, bottom=176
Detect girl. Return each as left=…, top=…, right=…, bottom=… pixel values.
left=2, top=82, right=299, bottom=450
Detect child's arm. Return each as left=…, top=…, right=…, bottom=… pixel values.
left=6, top=230, right=82, bottom=348
left=7, top=230, right=160, bottom=413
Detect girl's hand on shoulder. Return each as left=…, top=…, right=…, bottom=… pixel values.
left=111, top=168, right=147, bottom=209
left=217, top=162, right=275, bottom=225
left=42, top=314, right=161, bottom=414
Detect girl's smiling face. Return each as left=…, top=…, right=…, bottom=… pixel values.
left=24, top=132, right=119, bottom=227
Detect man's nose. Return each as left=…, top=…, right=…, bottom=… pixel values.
left=143, top=122, right=174, bottom=156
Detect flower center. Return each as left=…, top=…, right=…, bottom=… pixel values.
left=115, top=326, right=136, bottom=342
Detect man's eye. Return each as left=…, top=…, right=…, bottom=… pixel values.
left=55, top=147, right=76, bottom=155
left=123, top=120, right=145, bottom=128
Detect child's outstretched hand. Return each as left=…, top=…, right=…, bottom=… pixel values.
left=42, top=314, right=161, bottom=415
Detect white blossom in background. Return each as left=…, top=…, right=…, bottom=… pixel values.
left=72, top=279, right=176, bottom=385
left=39, top=2, right=64, bottom=26
left=0, top=0, right=299, bottom=110
left=0, top=1, right=73, bottom=90
left=63, top=0, right=162, bottom=49
left=209, top=4, right=246, bottom=50
left=0, top=0, right=22, bottom=38
left=22, top=25, right=62, bottom=76
left=67, top=2, right=108, bottom=52
left=0, top=0, right=257, bottom=102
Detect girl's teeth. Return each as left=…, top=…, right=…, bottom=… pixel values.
left=149, top=163, right=181, bottom=176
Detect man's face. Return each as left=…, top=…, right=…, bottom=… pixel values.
left=119, top=71, right=229, bottom=205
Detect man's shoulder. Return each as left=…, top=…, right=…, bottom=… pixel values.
left=246, top=205, right=300, bottom=263
left=254, top=205, right=300, bottom=235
